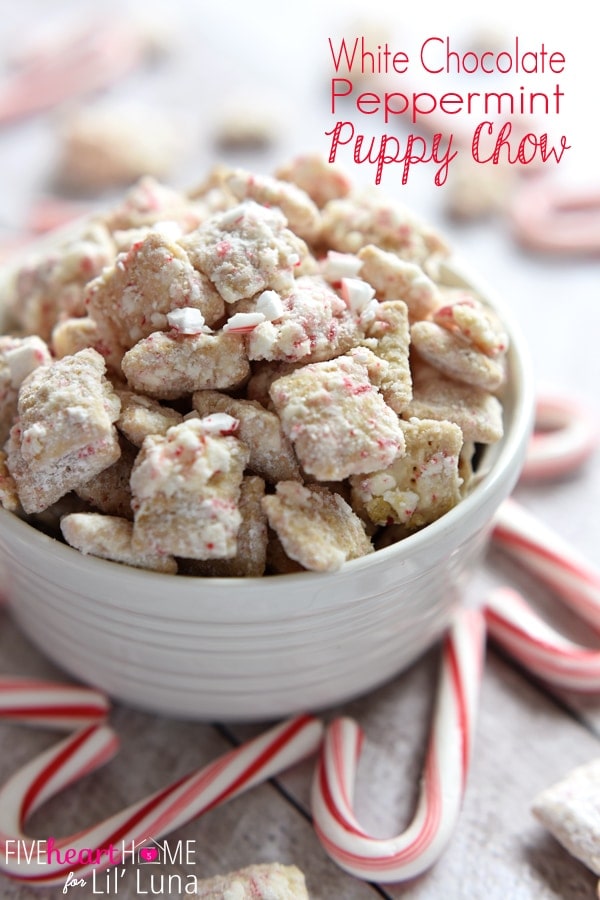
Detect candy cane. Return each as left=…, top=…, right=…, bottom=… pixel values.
left=510, top=182, right=600, bottom=255
left=311, top=608, right=485, bottom=882
left=0, top=714, right=323, bottom=886
left=492, top=498, right=600, bottom=631
left=485, top=586, right=600, bottom=691
left=521, top=394, right=598, bottom=482
left=0, top=21, right=147, bottom=125
left=0, top=678, right=109, bottom=730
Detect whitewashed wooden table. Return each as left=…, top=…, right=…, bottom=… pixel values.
left=0, top=2, right=599, bottom=897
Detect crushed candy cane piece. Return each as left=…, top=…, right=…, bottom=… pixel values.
left=167, top=307, right=211, bottom=334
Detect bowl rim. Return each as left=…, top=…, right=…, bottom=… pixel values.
left=0, top=256, right=535, bottom=593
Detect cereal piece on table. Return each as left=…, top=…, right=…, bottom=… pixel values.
left=195, top=862, right=309, bottom=899
left=192, top=390, right=300, bottom=483
left=276, top=153, right=352, bottom=207
left=269, top=349, right=405, bottom=480
left=358, top=243, right=441, bottom=321
left=74, top=437, right=136, bottom=518
left=122, top=330, right=250, bottom=400
left=54, top=105, right=183, bottom=193
left=85, top=230, right=225, bottom=363
left=116, top=390, right=183, bottom=447
left=182, top=476, right=268, bottom=577
left=0, top=451, right=20, bottom=513
left=411, top=321, right=506, bottom=392
left=61, top=513, right=177, bottom=574
left=361, top=300, right=412, bottom=413
left=6, top=349, right=121, bottom=515
left=180, top=201, right=307, bottom=304
left=404, top=369, right=504, bottom=443
left=0, top=335, right=52, bottom=444
left=226, top=168, right=321, bottom=242
left=101, top=176, right=204, bottom=233
left=350, top=418, right=464, bottom=529
left=242, top=275, right=360, bottom=364
left=130, top=417, right=249, bottom=559
left=320, top=192, right=449, bottom=264
left=263, top=481, right=373, bottom=572
left=213, top=103, right=278, bottom=151
left=432, top=291, right=509, bottom=358
left=532, top=758, right=600, bottom=876
left=9, top=223, right=115, bottom=340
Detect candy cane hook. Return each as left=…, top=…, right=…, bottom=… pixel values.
left=311, top=608, right=485, bottom=882
left=0, top=714, right=323, bottom=886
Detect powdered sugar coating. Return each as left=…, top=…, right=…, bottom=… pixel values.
left=195, top=862, right=309, bottom=900
left=361, top=300, right=412, bottom=413
left=433, top=291, right=509, bottom=358
left=10, top=223, right=115, bottom=340
left=180, top=201, right=307, bottom=304
left=102, top=176, right=205, bottom=233
left=116, top=390, right=183, bottom=447
left=269, top=350, right=405, bottom=480
left=320, top=192, right=448, bottom=264
left=532, top=758, right=600, bottom=876
left=6, top=349, right=121, bottom=514
left=0, top=335, right=52, bottom=444
left=358, top=243, right=441, bottom=321
left=61, top=512, right=177, bottom=574
left=130, top=418, right=249, bottom=559
left=226, top=168, right=321, bottom=242
left=276, top=154, right=352, bottom=208
left=183, top=475, right=267, bottom=577
left=74, top=437, right=136, bottom=518
left=0, top=154, right=511, bottom=575
left=121, top=330, right=250, bottom=400
left=350, top=417, right=463, bottom=529
left=411, top=320, right=506, bottom=392
left=192, top=390, right=300, bottom=484
left=85, top=230, right=224, bottom=364
left=262, top=481, right=373, bottom=572
left=245, top=275, right=359, bottom=364
left=405, top=369, right=503, bottom=444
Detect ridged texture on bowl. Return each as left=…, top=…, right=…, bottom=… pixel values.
left=0, top=260, right=534, bottom=720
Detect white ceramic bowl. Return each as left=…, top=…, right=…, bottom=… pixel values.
left=0, top=260, right=534, bottom=721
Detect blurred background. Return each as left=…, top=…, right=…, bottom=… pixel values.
left=0, top=0, right=598, bottom=544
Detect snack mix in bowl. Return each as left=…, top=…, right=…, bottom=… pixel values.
left=0, top=155, right=511, bottom=576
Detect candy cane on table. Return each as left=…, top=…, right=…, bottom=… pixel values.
left=492, top=498, right=600, bottom=632
left=0, top=713, right=322, bottom=886
left=311, top=607, right=485, bottom=882
left=522, top=394, right=599, bottom=482
left=0, top=20, right=148, bottom=125
left=485, top=586, right=600, bottom=692
left=509, top=182, right=600, bottom=256
left=0, top=677, right=109, bottom=730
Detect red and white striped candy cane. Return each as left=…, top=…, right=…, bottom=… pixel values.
left=0, top=21, right=147, bottom=125
left=0, top=714, right=322, bottom=886
left=0, top=677, right=109, bottom=730
left=485, top=586, right=600, bottom=691
left=311, top=608, right=485, bottom=882
left=522, top=394, right=598, bottom=482
left=492, top=498, right=600, bottom=631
